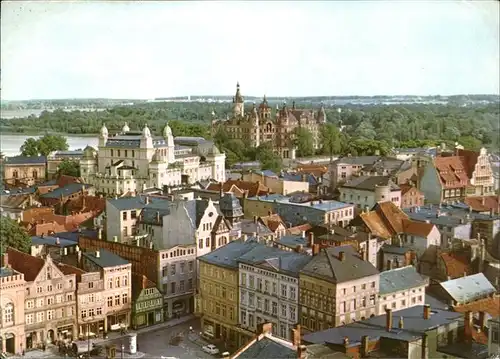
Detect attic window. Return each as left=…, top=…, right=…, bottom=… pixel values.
left=208, top=212, right=214, bottom=217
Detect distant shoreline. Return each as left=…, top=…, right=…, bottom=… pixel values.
left=0, top=131, right=98, bottom=137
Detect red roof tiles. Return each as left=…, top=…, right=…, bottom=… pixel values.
left=207, top=180, right=271, bottom=198
left=6, top=247, right=45, bottom=281
left=433, top=156, right=469, bottom=188
left=464, top=196, right=500, bottom=214
left=440, top=252, right=473, bottom=279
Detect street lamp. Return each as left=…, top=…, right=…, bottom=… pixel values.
left=121, top=343, right=124, bottom=359
left=84, top=316, right=94, bottom=356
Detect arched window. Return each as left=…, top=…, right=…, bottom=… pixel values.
left=3, top=303, right=14, bottom=323
left=32, top=170, right=38, bottom=179
left=12, top=170, right=18, bottom=179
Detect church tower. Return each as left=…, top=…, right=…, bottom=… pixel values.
left=163, top=123, right=175, bottom=163
left=99, top=124, right=108, bottom=147
left=232, top=82, right=244, bottom=117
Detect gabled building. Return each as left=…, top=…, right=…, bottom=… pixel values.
left=299, top=245, right=380, bottom=330
left=339, top=175, right=402, bottom=209
left=7, top=248, right=78, bottom=349
left=436, top=273, right=496, bottom=307
left=2, top=156, right=46, bottom=187
left=242, top=171, right=310, bottom=196
left=131, top=273, right=163, bottom=329
left=399, top=183, right=425, bottom=209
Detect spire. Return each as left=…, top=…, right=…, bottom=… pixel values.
left=122, top=122, right=130, bottom=133
left=100, top=124, right=108, bottom=138
left=263, top=94, right=268, bottom=104
left=234, top=81, right=243, bottom=103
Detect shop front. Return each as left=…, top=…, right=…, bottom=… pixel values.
left=133, top=309, right=163, bottom=329
left=78, top=320, right=104, bottom=340
left=165, top=295, right=192, bottom=320
left=107, top=310, right=130, bottom=332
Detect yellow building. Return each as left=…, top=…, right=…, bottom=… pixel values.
left=197, top=239, right=259, bottom=348
left=299, top=246, right=380, bottom=331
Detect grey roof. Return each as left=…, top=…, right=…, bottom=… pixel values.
left=425, top=294, right=449, bottom=310
left=276, top=235, right=308, bottom=249
left=140, top=200, right=172, bottom=225
left=174, top=136, right=209, bottom=144
left=381, top=244, right=411, bottom=255
left=404, top=204, right=500, bottom=227
left=40, top=183, right=92, bottom=199
left=4, top=156, right=46, bottom=165
left=31, top=235, right=78, bottom=248
left=379, top=266, right=429, bottom=295
left=341, top=175, right=400, bottom=191
left=219, top=192, right=244, bottom=219
left=0, top=267, right=20, bottom=278
left=107, top=195, right=166, bottom=211
left=301, top=245, right=379, bottom=283
left=333, top=156, right=380, bottom=165
left=83, top=248, right=129, bottom=268
left=439, top=273, right=496, bottom=304
left=199, top=239, right=260, bottom=269
left=105, top=138, right=141, bottom=148
left=54, top=230, right=99, bottom=242
left=235, top=336, right=296, bottom=359
left=237, top=244, right=312, bottom=277
left=303, top=306, right=463, bottom=346
left=237, top=219, right=274, bottom=236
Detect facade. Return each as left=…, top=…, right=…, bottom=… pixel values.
left=399, top=183, right=425, bottom=209
left=197, top=239, right=260, bottom=348
left=420, top=147, right=495, bottom=204
left=378, top=266, right=428, bottom=313
left=211, top=83, right=326, bottom=159
left=47, top=151, right=84, bottom=179
left=80, top=249, right=132, bottom=332
left=0, top=254, right=26, bottom=355
left=338, top=176, right=402, bottom=209
left=244, top=193, right=355, bottom=227
left=299, top=246, right=380, bottom=330
left=237, top=245, right=311, bottom=341
left=80, top=123, right=225, bottom=195
left=7, top=248, right=77, bottom=349
left=131, top=274, right=163, bottom=329
left=329, top=156, right=411, bottom=189
left=1, top=156, right=46, bottom=187
left=242, top=171, right=309, bottom=195
left=488, top=317, right=500, bottom=357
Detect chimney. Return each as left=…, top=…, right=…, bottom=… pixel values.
left=312, top=244, right=320, bottom=256
left=385, top=308, right=393, bottom=331
left=338, top=251, right=345, bottom=261
left=464, top=311, right=473, bottom=344
left=63, top=248, right=68, bottom=256
left=77, top=250, right=82, bottom=265
left=145, top=196, right=150, bottom=205
left=479, top=311, right=487, bottom=330
left=1, top=253, right=8, bottom=268
left=156, top=211, right=160, bottom=223
left=55, top=237, right=60, bottom=245
left=291, top=324, right=301, bottom=347
left=343, top=337, right=349, bottom=347
left=297, top=344, right=307, bottom=359
left=398, top=316, right=404, bottom=329
left=95, top=250, right=100, bottom=258
left=294, top=245, right=303, bottom=253
left=423, top=304, right=431, bottom=319
left=302, top=231, right=306, bottom=238
left=421, top=333, right=428, bottom=359
left=258, top=322, right=272, bottom=335
left=268, top=210, right=272, bottom=216
left=113, top=236, right=118, bottom=242
left=98, top=228, right=103, bottom=240
left=307, top=232, right=314, bottom=247
left=253, top=216, right=258, bottom=224
left=219, top=186, right=224, bottom=199
left=142, top=275, right=148, bottom=289
left=360, top=335, right=369, bottom=358
left=387, top=259, right=393, bottom=270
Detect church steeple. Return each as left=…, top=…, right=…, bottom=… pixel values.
left=234, top=82, right=244, bottom=104
left=232, top=81, right=244, bottom=117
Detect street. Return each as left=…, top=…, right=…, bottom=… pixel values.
left=112, top=318, right=215, bottom=359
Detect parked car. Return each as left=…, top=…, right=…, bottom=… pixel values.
left=202, top=344, right=220, bottom=355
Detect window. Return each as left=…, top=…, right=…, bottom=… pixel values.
left=392, top=302, right=396, bottom=309
left=27, top=300, right=34, bottom=309
left=369, top=294, right=376, bottom=305
left=249, top=275, right=255, bottom=288
left=492, top=329, right=500, bottom=344
left=89, top=309, right=95, bottom=317
left=249, top=293, right=255, bottom=307
left=281, top=304, right=287, bottom=317
left=37, top=298, right=44, bottom=307
left=122, top=293, right=128, bottom=304
left=57, top=283, right=63, bottom=290
left=131, top=210, right=137, bottom=219
left=264, top=299, right=270, bottom=313
left=198, top=238, right=203, bottom=249
left=108, top=278, right=113, bottom=289
left=171, top=265, right=176, bottom=275
left=3, top=303, right=14, bottom=323
left=122, top=211, right=128, bottom=220
left=241, top=273, right=247, bottom=286
left=180, top=280, right=185, bottom=292
left=281, top=284, right=287, bottom=297
left=340, top=302, right=346, bottom=313
left=115, top=277, right=120, bottom=288
left=97, top=308, right=102, bottom=315
left=171, top=282, right=176, bottom=294
left=206, top=237, right=210, bottom=248
left=290, top=287, right=296, bottom=300
left=66, top=293, right=73, bottom=301
left=47, top=297, right=54, bottom=305
left=180, top=263, right=185, bottom=274
left=188, top=261, right=194, bottom=272
left=114, top=295, right=120, bottom=306
left=123, top=275, right=128, bottom=286
left=272, top=302, right=278, bottom=315
left=264, top=280, right=269, bottom=292
left=361, top=283, right=366, bottom=290
left=36, top=287, right=43, bottom=293
left=26, top=314, right=34, bottom=325
left=188, top=278, right=193, bottom=290
left=36, top=312, right=44, bottom=323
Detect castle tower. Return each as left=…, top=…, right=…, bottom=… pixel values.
left=374, top=184, right=391, bottom=203
left=140, top=124, right=153, bottom=149
left=163, top=123, right=175, bottom=163
left=99, top=124, right=108, bottom=147
left=258, top=94, right=272, bottom=120
left=232, top=82, right=244, bottom=117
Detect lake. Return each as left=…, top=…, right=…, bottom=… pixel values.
left=0, top=133, right=99, bottom=157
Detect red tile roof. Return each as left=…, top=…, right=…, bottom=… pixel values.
left=433, top=156, right=469, bottom=189
left=288, top=223, right=313, bottom=235
left=65, top=195, right=106, bottom=214
left=132, top=272, right=157, bottom=299
left=402, top=219, right=435, bottom=238
left=207, top=180, right=271, bottom=198
left=260, top=213, right=286, bottom=232
left=452, top=296, right=500, bottom=319
left=440, top=252, right=473, bottom=279
left=456, top=149, right=480, bottom=178
left=56, top=175, right=82, bottom=188
left=6, top=247, right=45, bottom=281
left=464, top=196, right=500, bottom=214
left=56, top=262, right=86, bottom=281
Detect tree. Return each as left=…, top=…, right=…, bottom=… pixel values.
left=320, top=124, right=342, bottom=160
left=293, top=128, right=314, bottom=157
left=0, top=217, right=31, bottom=253
left=58, top=159, right=81, bottom=177
left=37, top=134, right=69, bottom=156
left=19, top=134, right=69, bottom=157
left=256, top=143, right=282, bottom=173
left=20, top=138, right=40, bottom=156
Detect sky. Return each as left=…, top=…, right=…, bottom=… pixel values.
left=1, top=1, right=499, bottom=100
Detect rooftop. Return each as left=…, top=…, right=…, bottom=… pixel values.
left=83, top=249, right=129, bottom=268
left=276, top=235, right=308, bottom=249
left=439, top=273, right=496, bottom=304
left=233, top=334, right=297, bottom=359
left=379, top=266, right=429, bottom=295
left=341, top=175, right=400, bottom=191
left=198, top=238, right=260, bottom=269
left=31, top=235, right=78, bottom=248
left=303, top=305, right=463, bottom=346
left=3, top=156, right=46, bottom=165
left=301, top=245, right=379, bottom=283
left=247, top=194, right=352, bottom=212
left=40, top=183, right=92, bottom=199
left=7, top=247, right=46, bottom=281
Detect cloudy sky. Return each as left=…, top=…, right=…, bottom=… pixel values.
left=1, top=1, right=498, bottom=100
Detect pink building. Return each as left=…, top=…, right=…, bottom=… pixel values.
left=0, top=253, right=26, bottom=355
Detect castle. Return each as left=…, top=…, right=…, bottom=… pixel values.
left=211, top=83, right=327, bottom=160
left=80, top=123, right=225, bottom=196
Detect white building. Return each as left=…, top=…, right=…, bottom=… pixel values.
left=488, top=317, right=500, bottom=357
left=80, top=123, right=225, bottom=196
left=339, top=176, right=402, bottom=210
left=378, top=266, right=429, bottom=314
left=237, top=245, right=311, bottom=341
